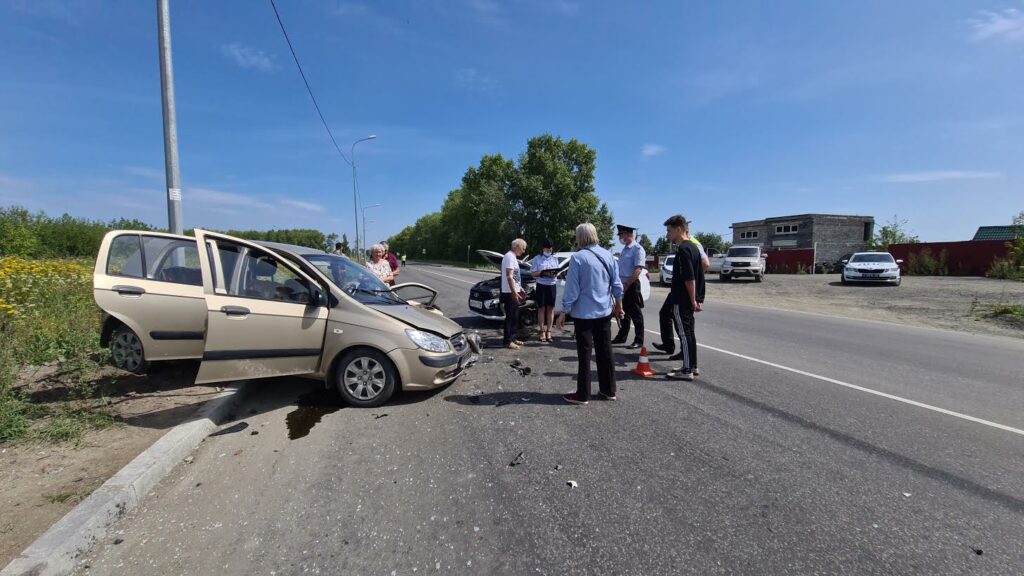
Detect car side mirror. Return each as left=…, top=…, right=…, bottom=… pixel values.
left=309, top=288, right=327, bottom=307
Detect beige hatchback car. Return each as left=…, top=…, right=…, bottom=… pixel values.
left=93, top=229, right=478, bottom=407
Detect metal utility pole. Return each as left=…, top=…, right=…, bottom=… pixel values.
left=351, top=135, right=376, bottom=262
left=157, top=0, right=183, bottom=235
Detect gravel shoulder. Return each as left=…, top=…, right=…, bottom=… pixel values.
left=651, top=273, right=1024, bottom=340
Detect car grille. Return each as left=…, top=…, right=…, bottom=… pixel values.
left=470, top=289, right=491, bottom=300
left=451, top=334, right=468, bottom=353
left=858, top=268, right=884, bottom=274
left=731, top=262, right=749, bottom=267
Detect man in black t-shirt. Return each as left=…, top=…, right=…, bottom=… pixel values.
left=663, top=214, right=704, bottom=381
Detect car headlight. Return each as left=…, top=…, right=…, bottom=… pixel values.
left=405, top=329, right=451, bottom=353
left=489, top=288, right=500, bottom=297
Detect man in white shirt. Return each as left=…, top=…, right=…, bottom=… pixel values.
left=501, top=238, right=528, bottom=349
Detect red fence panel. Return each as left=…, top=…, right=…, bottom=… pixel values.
left=888, top=240, right=1011, bottom=276
left=765, top=248, right=815, bottom=273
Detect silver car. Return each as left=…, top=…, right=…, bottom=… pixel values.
left=841, top=252, right=903, bottom=286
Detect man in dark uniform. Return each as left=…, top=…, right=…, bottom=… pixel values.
left=611, top=224, right=646, bottom=349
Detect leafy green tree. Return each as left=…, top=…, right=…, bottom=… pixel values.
left=692, top=232, right=730, bottom=254
left=867, top=215, right=919, bottom=250
left=388, top=134, right=613, bottom=260
left=339, top=233, right=351, bottom=255
left=653, top=235, right=673, bottom=255
left=637, top=233, right=653, bottom=254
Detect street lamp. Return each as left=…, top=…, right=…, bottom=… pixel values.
left=362, top=203, right=381, bottom=262
left=351, top=134, right=377, bottom=262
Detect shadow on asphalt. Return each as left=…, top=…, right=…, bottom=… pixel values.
left=827, top=281, right=900, bottom=288
left=444, top=391, right=567, bottom=407
left=691, top=378, right=1024, bottom=515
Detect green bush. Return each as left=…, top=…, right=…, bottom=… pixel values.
left=907, top=248, right=948, bottom=276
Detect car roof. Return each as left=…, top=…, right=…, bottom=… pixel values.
left=253, top=240, right=328, bottom=257
left=850, top=251, right=892, bottom=256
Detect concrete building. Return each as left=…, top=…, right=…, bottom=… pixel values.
left=731, top=214, right=875, bottom=264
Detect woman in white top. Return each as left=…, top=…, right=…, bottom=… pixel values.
left=530, top=238, right=560, bottom=343
left=365, top=244, right=394, bottom=284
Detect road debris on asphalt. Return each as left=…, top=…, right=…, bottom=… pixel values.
left=567, top=480, right=578, bottom=488
left=509, top=451, right=525, bottom=467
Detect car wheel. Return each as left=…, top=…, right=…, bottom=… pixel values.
left=719, top=274, right=729, bottom=282
left=110, top=325, right=150, bottom=374
left=894, top=277, right=902, bottom=287
left=841, top=274, right=848, bottom=285
left=755, top=274, right=763, bottom=283
left=335, top=348, right=398, bottom=407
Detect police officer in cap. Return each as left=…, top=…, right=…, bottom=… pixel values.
left=611, top=224, right=646, bottom=349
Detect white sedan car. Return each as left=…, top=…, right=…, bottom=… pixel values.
left=841, top=252, right=903, bottom=286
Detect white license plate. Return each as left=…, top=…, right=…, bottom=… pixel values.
left=469, top=300, right=483, bottom=309
left=863, top=274, right=880, bottom=278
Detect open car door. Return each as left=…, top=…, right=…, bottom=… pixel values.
left=194, top=230, right=329, bottom=385
left=476, top=249, right=531, bottom=275
left=390, top=282, right=440, bottom=309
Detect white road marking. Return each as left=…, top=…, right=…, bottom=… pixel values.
left=646, top=329, right=1024, bottom=437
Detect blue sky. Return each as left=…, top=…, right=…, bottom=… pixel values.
left=1, top=1, right=1022, bottom=245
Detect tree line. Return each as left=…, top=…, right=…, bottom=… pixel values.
left=0, top=206, right=341, bottom=258
left=387, top=135, right=615, bottom=261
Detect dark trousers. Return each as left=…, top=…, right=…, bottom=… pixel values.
left=500, top=292, right=519, bottom=344
left=671, top=304, right=697, bottom=370
left=658, top=293, right=676, bottom=353
left=616, top=281, right=644, bottom=344
left=574, top=315, right=616, bottom=399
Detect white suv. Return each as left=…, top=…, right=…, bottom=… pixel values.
left=720, top=246, right=766, bottom=282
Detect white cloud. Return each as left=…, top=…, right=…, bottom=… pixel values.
left=879, top=171, right=1002, bottom=183
left=280, top=199, right=325, bottom=212
left=969, top=7, right=1024, bottom=43
left=549, top=1, right=581, bottom=16
left=463, top=0, right=503, bottom=25
left=641, top=144, right=666, bottom=157
left=334, top=2, right=368, bottom=16
left=454, top=68, right=496, bottom=93
left=221, top=43, right=277, bottom=72
left=188, top=187, right=274, bottom=210
left=124, top=166, right=164, bottom=181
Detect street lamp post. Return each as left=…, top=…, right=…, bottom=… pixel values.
left=362, top=203, right=381, bottom=261
left=351, top=135, right=377, bottom=263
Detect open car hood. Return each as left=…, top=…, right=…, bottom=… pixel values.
left=368, top=303, right=462, bottom=338
left=477, top=249, right=532, bottom=274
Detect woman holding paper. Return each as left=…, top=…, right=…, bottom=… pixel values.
left=530, top=238, right=560, bottom=343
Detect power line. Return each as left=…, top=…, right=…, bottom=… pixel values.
left=269, top=0, right=351, bottom=167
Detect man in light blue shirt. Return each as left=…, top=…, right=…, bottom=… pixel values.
left=556, top=223, right=624, bottom=405
left=612, top=224, right=646, bottom=349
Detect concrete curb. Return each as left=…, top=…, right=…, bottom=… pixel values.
left=1, top=381, right=252, bottom=576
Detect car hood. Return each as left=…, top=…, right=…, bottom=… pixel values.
left=477, top=249, right=532, bottom=274
left=367, top=304, right=461, bottom=338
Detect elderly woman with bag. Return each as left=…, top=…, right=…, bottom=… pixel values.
left=556, top=223, right=624, bottom=404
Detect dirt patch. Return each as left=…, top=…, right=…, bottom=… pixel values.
left=681, top=273, right=1024, bottom=339
left=0, top=362, right=224, bottom=567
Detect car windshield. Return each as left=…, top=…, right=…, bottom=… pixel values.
left=303, top=254, right=405, bottom=305
left=850, top=253, right=895, bottom=264
left=727, top=247, right=759, bottom=258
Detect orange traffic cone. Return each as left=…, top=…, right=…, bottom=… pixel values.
left=631, top=346, right=657, bottom=377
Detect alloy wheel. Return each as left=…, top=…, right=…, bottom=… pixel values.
left=343, top=357, right=387, bottom=400
left=112, top=330, right=144, bottom=372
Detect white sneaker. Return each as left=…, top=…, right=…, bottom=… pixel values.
left=666, top=369, right=694, bottom=381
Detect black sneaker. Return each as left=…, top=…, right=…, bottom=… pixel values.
left=651, top=342, right=674, bottom=354
left=610, top=336, right=628, bottom=345
left=668, top=352, right=685, bottom=361
left=562, top=393, right=589, bottom=405
left=666, top=369, right=694, bottom=381
left=598, top=391, right=618, bottom=401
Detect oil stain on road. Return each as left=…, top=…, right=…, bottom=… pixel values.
left=285, top=388, right=344, bottom=440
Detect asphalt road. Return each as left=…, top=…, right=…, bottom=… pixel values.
left=78, top=263, right=1024, bottom=575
